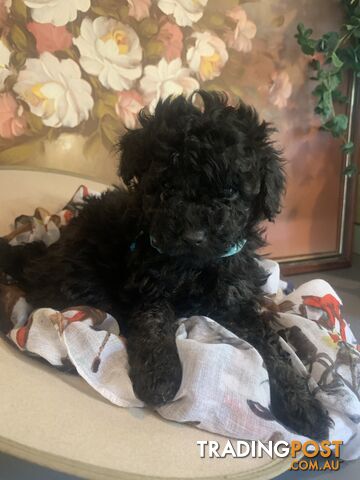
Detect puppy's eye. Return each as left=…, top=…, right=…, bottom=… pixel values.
left=223, top=188, right=238, bottom=200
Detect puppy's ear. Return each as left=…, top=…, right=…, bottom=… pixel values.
left=118, top=127, right=148, bottom=188
left=236, top=103, right=285, bottom=221
left=256, top=140, right=286, bottom=221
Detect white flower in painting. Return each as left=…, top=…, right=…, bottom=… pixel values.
left=140, top=58, right=199, bottom=112
left=24, top=0, right=91, bottom=27
left=157, top=0, right=208, bottom=27
left=73, top=17, right=142, bottom=91
left=0, top=38, right=11, bottom=91
left=225, top=6, right=256, bottom=53
left=14, top=52, right=94, bottom=128
left=268, top=71, right=292, bottom=109
left=186, top=31, right=228, bottom=81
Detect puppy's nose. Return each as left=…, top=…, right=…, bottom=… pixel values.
left=182, top=230, right=206, bottom=246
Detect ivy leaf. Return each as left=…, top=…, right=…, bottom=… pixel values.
left=344, top=164, right=358, bottom=176
left=314, top=89, right=333, bottom=119
left=332, top=51, right=344, bottom=68
left=295, top=23, right=316, bottom=55
left=332, top=89, right=348, bottom=103
left=341, top=141, right=354, bottom=153
left=323, top=114, right=348, bottom=137
left=316, top=32, right=339, bottom=52
left=320, top=71, right=341, bottom=91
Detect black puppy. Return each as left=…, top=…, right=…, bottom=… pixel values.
left=0, top=91, right=331, bottom=439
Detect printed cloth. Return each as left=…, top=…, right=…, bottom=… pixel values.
left=0, top=187, right=360, bottom=460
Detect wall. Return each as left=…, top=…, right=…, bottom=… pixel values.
left=0, top=0, right=347, bottom=260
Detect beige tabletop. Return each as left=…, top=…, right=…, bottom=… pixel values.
left=0, top=168, right=292, bottom=479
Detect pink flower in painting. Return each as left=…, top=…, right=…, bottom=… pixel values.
left=0, top=92, right=27, bottom=139
left=157, top=21, right=183, bottom=61
left=115, top=90, right=144, bottom=129
left=27, top=22, right=73, bottom=53
left=268, top=71, right=292, bottom=109
left=127, top=0, right=151, bottom=21
left=225, top=6, right=256, bottom=53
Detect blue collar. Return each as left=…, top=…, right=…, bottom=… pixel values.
left=219, top=239, right=247, bottom=257
left=130, top=233, right=246, bottom=258
left=149, top=235, right=247, bottom=258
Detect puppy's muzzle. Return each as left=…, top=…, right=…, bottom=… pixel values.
left=182, top=230, right=206, bottom=247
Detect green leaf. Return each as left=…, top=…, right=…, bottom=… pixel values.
left=332, top=51, right=344, bottom=69
left=100, top=92, right=118, bottom=107
left=316, top=32, right=339, bottom=53
left=332, top=88, right=348, bottom=103
left=90, top=0, right=123, bottom=19
left=144, top=40, right=164, bottom=61
left=9, top=24, right=28, bottom=51
left=11, top=0, right=28, bottom=21
left=344, top=164, right=358, bottom=176
left=323, top=114, right=348, bottom=137
left=312, top=83, right=326, bottom=97
left=10, top=51, right=27, bottom=69
left=320, top=72, right=341, bottom=91
left=138, top=18, right=159, bottom=37
left=341, top=141, right=354, bottom=153
left=9, top=24, right=35, bottom=53
left=101, top=115, right=121, bottom=148
left=314, top=89, right=333, bottom=119
left=3, top=73, right=17, bottom=90
left=295, top=23, right=316, bottom=55
left=24, top=111, right=45, bottom=134
left=94, top=99, right=117, bottom=120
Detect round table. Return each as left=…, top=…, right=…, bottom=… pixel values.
left=0, top=167, right=292, bottom=480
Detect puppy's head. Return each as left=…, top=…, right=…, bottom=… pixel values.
left=119, top=91, right=285, bottom=259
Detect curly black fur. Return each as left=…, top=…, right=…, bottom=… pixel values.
left=0, top=91, right=331, bottom=439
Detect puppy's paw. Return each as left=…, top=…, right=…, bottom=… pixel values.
left=129, top=343, right=182, bottom=407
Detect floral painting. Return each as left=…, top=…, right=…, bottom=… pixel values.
left=0, top=0, right=347, bottom=259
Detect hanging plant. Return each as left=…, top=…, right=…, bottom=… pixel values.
left=295, top=0, right=360, bottom=175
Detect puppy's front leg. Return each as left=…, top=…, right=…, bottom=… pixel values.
left=222, top=310, right=331, bottom=440
left=126, top=300, right=182, bottom=406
